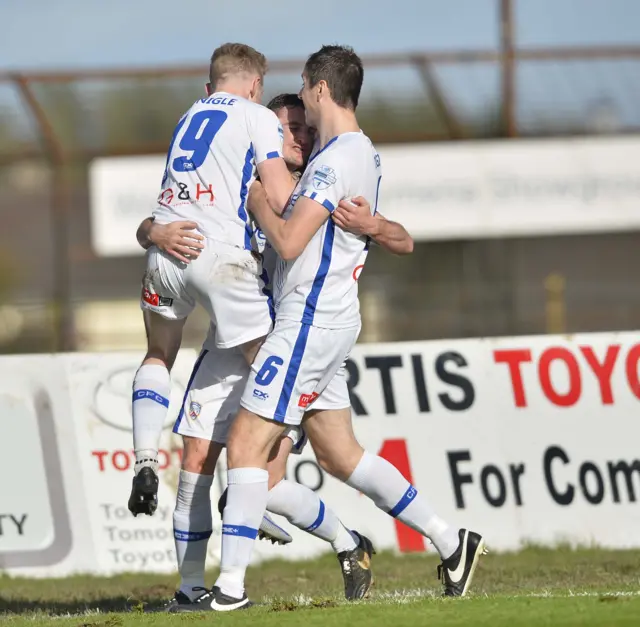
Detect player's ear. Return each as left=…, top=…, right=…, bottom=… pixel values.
left=205, top=82, right=213, bottom=96
left=317, top=80, right=328, bottom=102
left=249, top=75, right=263, bottom=103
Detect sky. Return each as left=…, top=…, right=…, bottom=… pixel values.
left=1, top=0, right=640, bottom=71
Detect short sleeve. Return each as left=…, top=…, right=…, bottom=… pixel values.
left=247, top=105, right=284, bottom=164
left=297, top=149, right=346, bottom=213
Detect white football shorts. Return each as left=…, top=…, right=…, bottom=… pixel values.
left=240, top=319, right=360, bottom=426
left=172, top=341, right=306, bottom=452
left=140, top=240, right=273, bottom=349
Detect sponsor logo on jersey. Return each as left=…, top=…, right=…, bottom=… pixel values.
left=312, top=165, right=337, bottom=190
left=298, top=392, right=319, bottom=408
left=253, top=389, right=269, bottom=400
left=142, top=288, right=173, bottom=308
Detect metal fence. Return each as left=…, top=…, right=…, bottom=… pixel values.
left=1, top=0, right=640, bottom=352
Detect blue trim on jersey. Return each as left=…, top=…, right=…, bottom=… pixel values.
left=322, top=199, right=335, bottom=213
left=373, top=174, right=382, bottom=215
left=272, top=221, right=336, bottom=421
left=274, top=323, right=311, bottom=422
left=310, top=191, right=317, bottom=200
left=302, top=220, right=335, bottom=325
left=174, top=529, right=213, bottom=542
left=266, top=151, right=280, bottom=159
left=237, top=145, right=255, bottom=250
left=305, top=501, right=325, bottom=532
left=308, top=135, right=339, bottom=164
left=389, top=485, right=418, bottom=518
left=260, top=266, right=275, bottom=322
left=365, top=175, right=382, bottom=252
left=132, top=389, right=169, bottom=408
left=173, top=349, right=209, bottom=433
left=222, top=524, right=258, bottom=540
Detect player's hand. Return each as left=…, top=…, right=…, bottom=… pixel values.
left=332, top=196, right=379, bottom=237
left=149, top=221, right=204, bottom=264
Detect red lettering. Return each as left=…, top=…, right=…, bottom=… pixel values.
left=378, top=439, right=426, bottom=553
left=538, top=347, right=581, bottom=407
left=579, top=345, right=620, bottom=404
left=112, top=450, right=131, bottom=471
left=159, top=188, right=174, bottom=204
left=625, top=344, right=640, bottom=399
left=493, top=349, right=532, bottom=407
left=196, top=183, right=214, bottom=202
left=352, top=265, right=364, bottom=281
left=298, top=392, right=319, bottom=408
left=92, top=450, right=109, bottom=472
left=175, top=447, right=183, bottom=465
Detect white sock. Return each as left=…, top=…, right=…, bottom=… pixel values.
left=173, top=470, right=214, bottom=601
left=132, top=364, right=171, bottom=474
left=215, top=467, right=268, bottom=599
left=267, top=479, right=357, bottom=553
left=346, top=451, right=459, bottom=559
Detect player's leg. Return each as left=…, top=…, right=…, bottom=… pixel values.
left=204, top=322, right=360, bottom=611
left=304, top=407, right=486, bottom=597
left=212, top=407, right=286, bottom=609
left=169, top=341, right=255, bottom=611
left=263, top=429, right=360, bottom=553
left=217, top=429, right=361, bottom=565
left=264, top=430, right=373, bottom=600
left=168, top=435, right=223, bottom=609
left=167, top=343, right=293, bottom=613
left=130, top=251, right=194, bottom=516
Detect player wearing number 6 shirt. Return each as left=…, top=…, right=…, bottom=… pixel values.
left=129, top=43, right=294, bottom=518
left=203, top=45, right=486, bottom=612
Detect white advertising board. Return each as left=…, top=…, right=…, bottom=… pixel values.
left=1, top=330, right=640, bottom=576
left=88, top=136, right=640, bottom=256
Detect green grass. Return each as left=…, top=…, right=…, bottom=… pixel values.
left=2, top=546, right=640, bottom=626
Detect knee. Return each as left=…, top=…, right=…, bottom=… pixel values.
left=268, top=465, right=286, bottom=489
left=182, top=452, right=211, bottom=475
left=226, top=411, right=277, bottom=469
left=181, top=438, right=221, bottom=475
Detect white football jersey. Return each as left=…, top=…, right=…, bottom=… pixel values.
left=153, top=92, right=283, bottom=251
left=274, top=132, right=382, bottom=329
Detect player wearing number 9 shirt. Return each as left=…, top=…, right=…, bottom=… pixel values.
left=129, top=43, right=295, bottom=517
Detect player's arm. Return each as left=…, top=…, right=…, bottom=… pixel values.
left=136, top=217, right=155, bottom=250
left=249, top=105, right=296, bottom=214
left=136, top=216, right=205, bottom=264
left=333, top=197, right=414, bottom=255
left=249, top=183, right=329, bottom=261
left=256, top=160, right=297, bottom=215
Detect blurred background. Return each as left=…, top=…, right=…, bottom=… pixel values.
left=1, top=0, right=639, bottom=354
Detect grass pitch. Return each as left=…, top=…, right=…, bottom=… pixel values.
left=2, top=546, right=640, bottom=626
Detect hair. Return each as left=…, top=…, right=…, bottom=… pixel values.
left=266, top=93, right=304, bottom=113
left=209, top=43, right=268, bottom=87
left=304, top=45, right=363, bottom=109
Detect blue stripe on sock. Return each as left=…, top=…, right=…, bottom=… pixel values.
left=388, top=485, right=418, bottom=518
left=173, top=529, right=212, bottom=542
left=132, top=389, right=169, bottom=408
left=222, top=525, right=258, bottom=540
left=305, top=501, right=325, bottom=532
